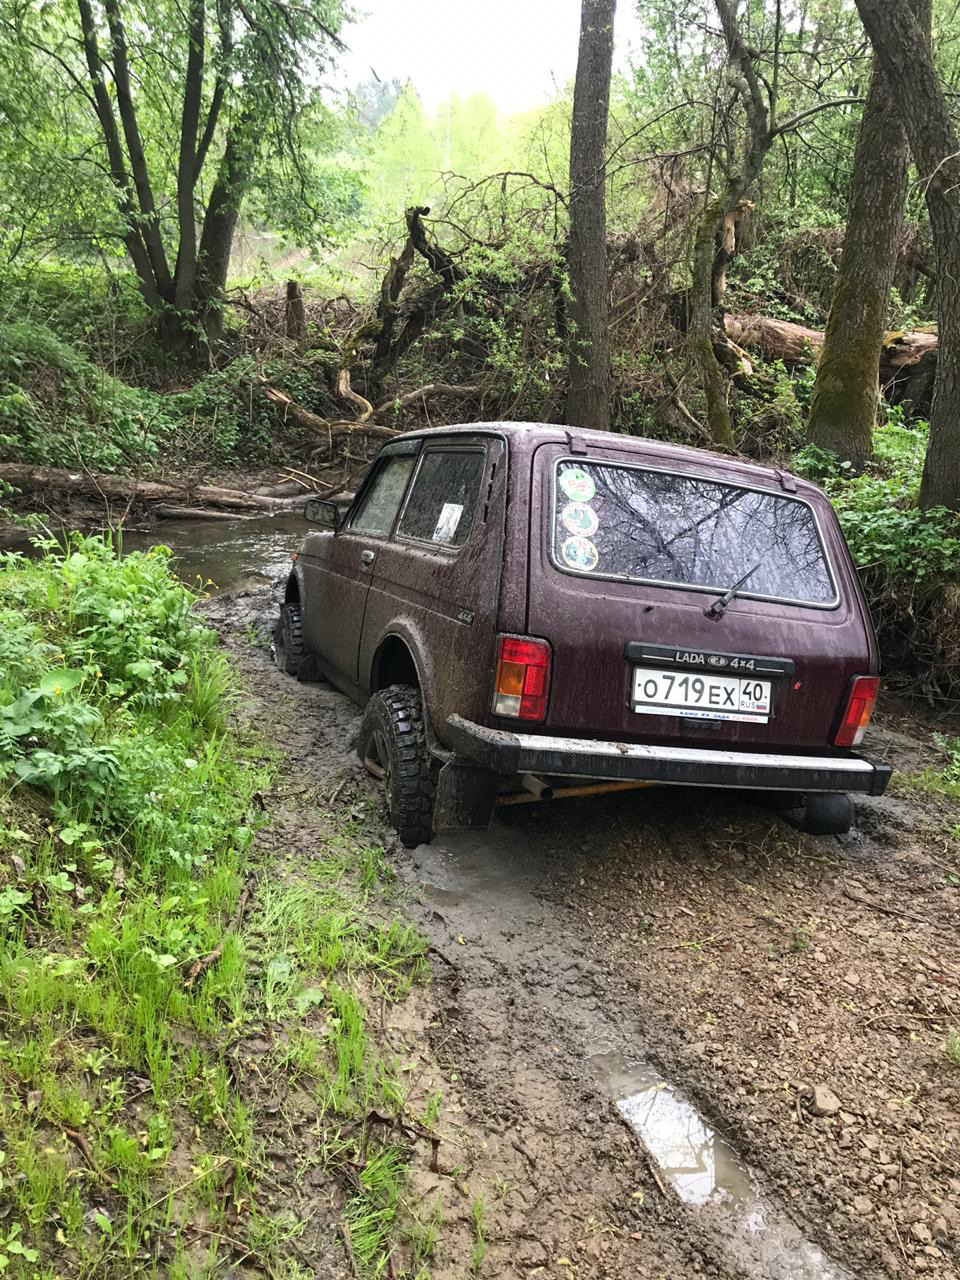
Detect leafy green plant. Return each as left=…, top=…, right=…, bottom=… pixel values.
left=793, top=422, right=960, bottom=690
left=0, top=535, right=432, bottom=1277
left=470, top=1196, right=487, bottom=1275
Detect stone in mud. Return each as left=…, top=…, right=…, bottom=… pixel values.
left=911, top=1222, right=932, bottom=1244
left=807, top=1084, right=842, bottom=1116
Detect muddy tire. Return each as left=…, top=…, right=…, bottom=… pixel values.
left=794, top=792, right=854, bottom=836
left=359, top=685, right=435, bottom=848
left=273, top=603, right=306, bottom=676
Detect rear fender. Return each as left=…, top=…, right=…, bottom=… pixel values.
left=368, top=624, right=447, bottom=758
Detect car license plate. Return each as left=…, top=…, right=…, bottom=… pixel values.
left=631, top=666, right=771, bottom=723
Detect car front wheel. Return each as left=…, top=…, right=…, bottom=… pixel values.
left=358, top=685, right=435, bottom=848
left=273, top=603, right=306, bottom=675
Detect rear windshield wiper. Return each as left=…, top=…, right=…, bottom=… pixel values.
left=704, top=561, right=761, bottom=619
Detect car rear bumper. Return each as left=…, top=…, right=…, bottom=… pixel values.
left=445, top=715, right=892, bottom=796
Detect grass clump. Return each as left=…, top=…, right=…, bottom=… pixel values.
left=945, top=1029, right=960, bottom=1068
left=0, top=536, right=429, bottom=1277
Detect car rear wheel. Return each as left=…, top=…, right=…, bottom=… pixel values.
left=273, top=603, right=306, bottom=676
left=359, top=685, right=435, bottom=848
left=791, top=792, right=854, bottom=836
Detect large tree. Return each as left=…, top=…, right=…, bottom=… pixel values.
left=566, top=0, right=617, bottom=431
left=684, top=0, right=863, bottom=450
left=0, top=0, right=348, bottom=345
left=808, top=0, right=931, bottom=469
left=854, top=0, right=960, bottom=509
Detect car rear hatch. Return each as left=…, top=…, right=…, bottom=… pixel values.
left=522, top=438, right=875, bottom=751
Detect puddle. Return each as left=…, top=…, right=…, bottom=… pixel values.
left=0, top=513, right=308, bottom=594
left=590, top=1052, right=851, bottom=1280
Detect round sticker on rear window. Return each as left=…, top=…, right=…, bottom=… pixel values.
left=561, top=535, right=599, bottom=572
left=559, top=466, right=595, bottom=503
left=561, top=501, right=599, bottom=537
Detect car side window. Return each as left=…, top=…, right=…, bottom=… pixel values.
left=349, top=455, right=417, bottom=537
left=397, top=449, right=486, bottom=548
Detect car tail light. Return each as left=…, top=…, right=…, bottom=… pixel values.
left=834, top=676, right=880, bottom=747
left=493, top=635, right=551, bottom=720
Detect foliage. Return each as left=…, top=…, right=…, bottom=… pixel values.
left=0, top=320, right=171, bottom=471
left=0, top=0, right=353, bottom=332
left=0, top=301, right=340, bottom=469
left=795, top=420, right=960, bottom=690
left=795, top=419, right=960, bottom=584
left=0, top=537, right=428, bottom=1275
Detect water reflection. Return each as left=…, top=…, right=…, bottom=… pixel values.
left=590, top=1052, right=850, bottom=1280
left=555, top=461, right=836, bottom=604
left=618, top=1081, right=740, bottom=1207
left=0, top=513, right=309, bottom=594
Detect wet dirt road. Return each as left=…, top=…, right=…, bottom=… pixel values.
left=185, top=523, right=957, bottom=1279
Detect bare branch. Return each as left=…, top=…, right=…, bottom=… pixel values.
left=771, top=96, right=865, bottom=138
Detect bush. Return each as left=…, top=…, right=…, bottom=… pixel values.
left=0, top=319, right=171, bottom=470
left=795, top=421, right=960, bottom=692
left=0, top=321, right=294, bottom=470
left=0, top=536, right=243, bottom=868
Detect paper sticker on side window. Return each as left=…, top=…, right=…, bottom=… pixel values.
left=433, top=502, right=463, bottom=542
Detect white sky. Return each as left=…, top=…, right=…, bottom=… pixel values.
left=339, top=0, right=646, bottom=116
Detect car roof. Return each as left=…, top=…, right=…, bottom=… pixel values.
left=394, top=421, right=820, bottom=497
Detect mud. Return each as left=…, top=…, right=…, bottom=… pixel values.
left=196, top=528, right=958, bottom=1279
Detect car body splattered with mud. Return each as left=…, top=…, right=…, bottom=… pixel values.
left=274, top=423, right=890, bottom=845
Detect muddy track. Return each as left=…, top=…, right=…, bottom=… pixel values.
left=207, top=580, right=959, bottom=1280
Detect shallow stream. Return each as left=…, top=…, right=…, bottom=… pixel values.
left=0, top=513, right=308, bottom=595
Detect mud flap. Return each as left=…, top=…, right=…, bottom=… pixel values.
left=433, top=759, right=499, bottom=832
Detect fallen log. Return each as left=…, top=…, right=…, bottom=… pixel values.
left=153, top=505, right=253, bottom=521
left=724, top=314, right=939, bottom=414
left=369, top=382, right=480, bottom=420
left=0, top=464, right=296, bottom=511
left=725, top=313, right=939, bottom=376
left=725, top=314, right=824, bottom=363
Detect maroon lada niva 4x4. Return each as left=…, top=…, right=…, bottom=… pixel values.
left=274, top=423, right=890, bottom=847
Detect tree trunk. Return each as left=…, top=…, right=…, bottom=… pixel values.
left=854, top=0, right=960, bottom=509
left=285, top=280, right=307, bottom=342
left=195, top=118, right=256, bottom=344
left=687, top=0, right=772, bottom=450
left=690, top=199, right=736, bottom=448
left=565, top=0, right=616, bottom=431
left=75, top=0, right=162, bottom=307
left=102, top=0, right=173, bottom=300
left=807, top=48, right=911, bottom=468
left=174, top=0, right=205, bottom=310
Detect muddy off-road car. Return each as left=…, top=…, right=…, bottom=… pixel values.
left=274, top=423, right=891, bottom=846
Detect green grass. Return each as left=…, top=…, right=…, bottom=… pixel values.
left=898, top=732, right=960, bottom=800
left=0, top=536, right=431, bottom=1278
left=945, top=1029, right=960, bottom=1068
left=470, top=1196, right=487, bottom=1276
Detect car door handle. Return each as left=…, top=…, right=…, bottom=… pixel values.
left=361, top=549, right=375, bottom=565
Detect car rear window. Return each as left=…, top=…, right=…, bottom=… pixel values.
left=398, top=449, right=486, bottom=547
left=551, top=459, right=837, bottom=606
